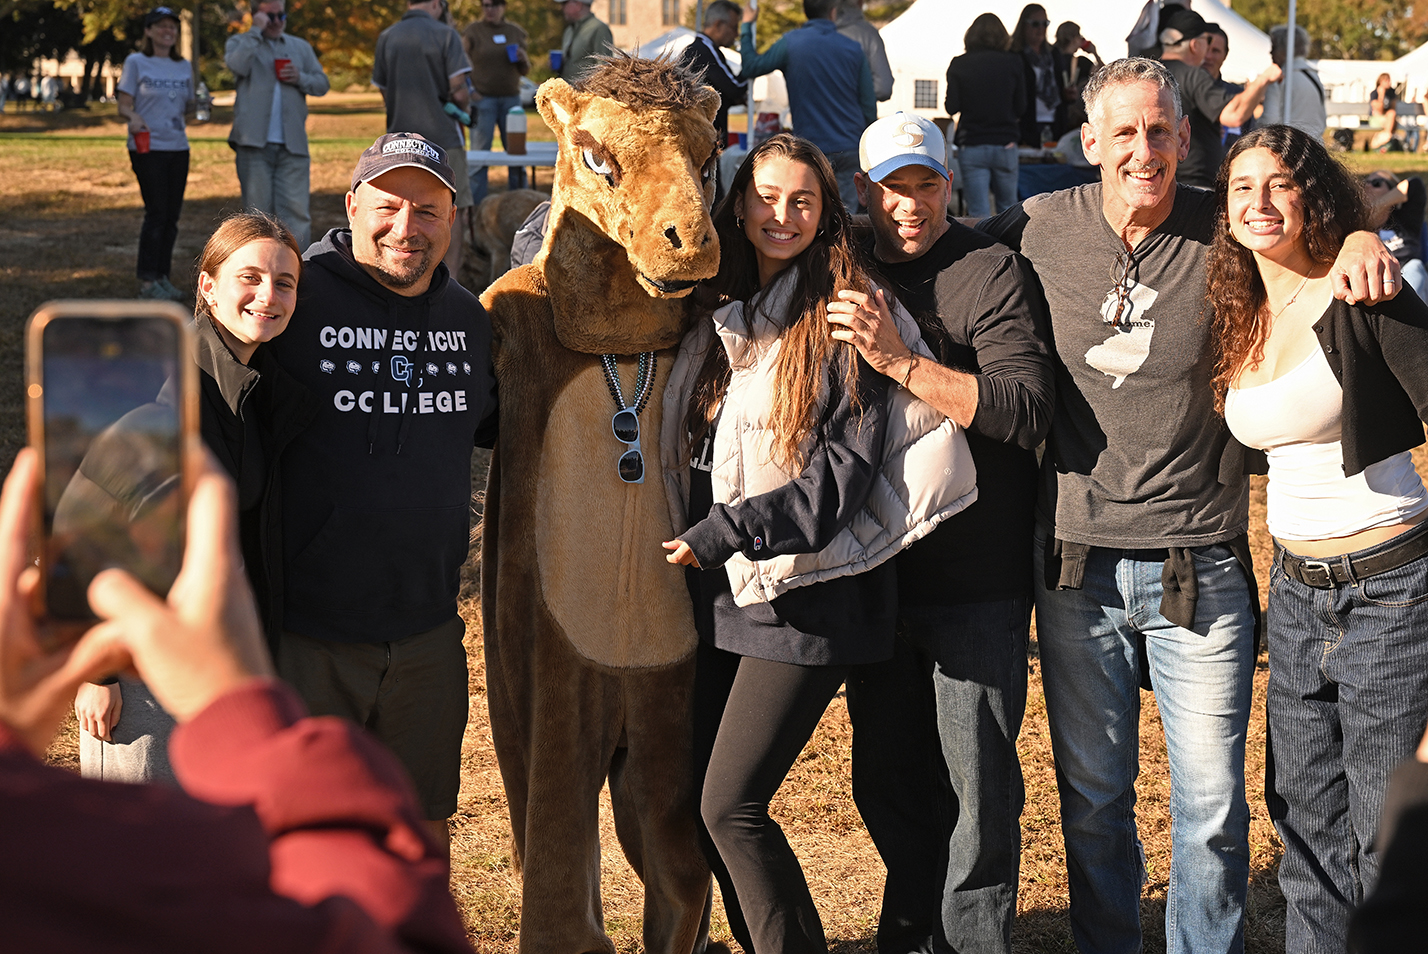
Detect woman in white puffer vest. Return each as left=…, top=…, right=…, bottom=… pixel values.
left=658, top=134, right=977, bottom=954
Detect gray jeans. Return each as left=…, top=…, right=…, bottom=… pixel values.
left=235, top=142, right=313, bottom=249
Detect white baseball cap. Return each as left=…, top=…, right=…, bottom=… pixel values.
left=859, top=111, right=948, bottom=182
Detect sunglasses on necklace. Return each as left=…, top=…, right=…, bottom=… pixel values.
left=612, top=409, right=644, bottom=483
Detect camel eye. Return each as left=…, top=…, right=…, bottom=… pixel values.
left=701, top=156, right=715, bottom=185
left=582, top=147, right=612, bottom=177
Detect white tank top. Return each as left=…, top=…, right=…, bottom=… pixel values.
left=1224, top=346, right=1428, bottom=541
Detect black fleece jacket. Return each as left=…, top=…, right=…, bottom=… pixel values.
left=268, top=229, right=498, bottom=643
left=195, top=314, right=319, bottom=640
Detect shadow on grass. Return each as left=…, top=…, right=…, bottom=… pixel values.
left=309, top=98, right=387, bottom=116
left=0, top=104, right=238, bottom=132
left=1007, top=857, right=1285, bottom=954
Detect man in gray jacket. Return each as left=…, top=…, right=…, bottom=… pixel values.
left=835, top=0, right=891, bottom=102
left=225, top=0, right=329, bottom=248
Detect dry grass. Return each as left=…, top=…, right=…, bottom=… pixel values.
left=9, top=104, right=1428, bottom=953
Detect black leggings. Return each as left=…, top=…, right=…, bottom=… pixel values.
left=128, top=149, right=189, bottom=281
left=694, top=641, right=849, bottom=954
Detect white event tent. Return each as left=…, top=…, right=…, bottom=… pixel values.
left=878, top=0, right=1272, bottom=120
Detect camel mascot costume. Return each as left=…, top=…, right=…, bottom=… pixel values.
left=479, top=55, right=721, bottom=954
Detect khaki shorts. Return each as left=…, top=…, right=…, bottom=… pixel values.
left=447, top=147, right=474, bottom=209
left=277, top=616, right=469, bottom=819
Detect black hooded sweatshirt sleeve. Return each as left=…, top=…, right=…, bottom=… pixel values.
left=267, top=229, right=498, bottom=643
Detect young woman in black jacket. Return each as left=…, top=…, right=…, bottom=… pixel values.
left=1209, top=125, right=1428, bottom=954
left=74, top=212, right=316, bottom=781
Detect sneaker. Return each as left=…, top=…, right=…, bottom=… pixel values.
left=154, top=277, right=187, bottom=301
left=138, top=280, right=168, bottom=299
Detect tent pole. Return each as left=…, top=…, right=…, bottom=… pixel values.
left=746, top=3, right=756, bottom=142
left=1284, top=0, right=1296, bottom=123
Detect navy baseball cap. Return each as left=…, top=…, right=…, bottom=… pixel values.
left=351, top=132, right=457, bottom=195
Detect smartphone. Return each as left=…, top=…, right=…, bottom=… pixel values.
left=26, top=301, right=198, bottom=624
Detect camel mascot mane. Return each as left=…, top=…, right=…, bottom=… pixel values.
left=479, top=54, right=720, bottom=954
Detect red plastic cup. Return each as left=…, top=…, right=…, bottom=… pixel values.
left=274, top=58, right=291, bottom=80
left=134, top=129, right=150, bottom=153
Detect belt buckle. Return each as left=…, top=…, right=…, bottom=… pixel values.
left=1299, top=559, right=1336, bottom=588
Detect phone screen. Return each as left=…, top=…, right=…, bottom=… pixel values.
left=40, top=317, right=184, bottom=619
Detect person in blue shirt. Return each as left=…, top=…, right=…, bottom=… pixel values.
left=738, top=0, right=875, bottom=210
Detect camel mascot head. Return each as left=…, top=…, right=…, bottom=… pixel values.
left=531, top=54, right=722, bottom=353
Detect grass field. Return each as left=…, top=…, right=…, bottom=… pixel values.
left=6, top=98, right=1428, bottom=953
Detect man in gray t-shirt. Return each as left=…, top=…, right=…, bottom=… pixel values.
left=979, top=57, right=1399, bottom=954
left=1156, top=7, right=1276, bottom=189
left=373, top=0, right=473, bottom=276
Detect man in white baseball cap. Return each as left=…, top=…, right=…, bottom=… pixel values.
left=834, top=108, right=1054, bottom=954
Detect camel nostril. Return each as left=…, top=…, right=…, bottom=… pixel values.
left=665, top=225, right=683, bottom=250
left=700, top=231, right=712, bottom=247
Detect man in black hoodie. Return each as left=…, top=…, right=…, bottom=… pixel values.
left=267, top=132, right=498, bottom=853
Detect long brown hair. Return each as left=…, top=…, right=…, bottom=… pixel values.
left=1206, top=125, right=1364, bottom=411
left=195, top=211, right=302, bottom=326
left=686, top=133, right=876, bottom=471
left=1009, top=3, right=1047, bottom=53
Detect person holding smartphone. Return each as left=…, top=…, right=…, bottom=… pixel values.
left=2, top=450, right=472, bottom=953
left=74, top=212, right=317, bottom=782
left=117, top=7, right=195, bottom=302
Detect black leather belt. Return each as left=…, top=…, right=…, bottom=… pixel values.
left=1281, top=525, right=1428, bottom=588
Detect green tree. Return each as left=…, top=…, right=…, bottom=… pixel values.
left=1, top=0, right=132, bottom=101
left=1233, top=0, right=1428, bottom=61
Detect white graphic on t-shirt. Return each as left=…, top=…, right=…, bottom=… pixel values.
left=1085, top=280, right=1159, bottom=389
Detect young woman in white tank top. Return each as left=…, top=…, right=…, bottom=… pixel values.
left=1207, top=124, right=1428, bottom=953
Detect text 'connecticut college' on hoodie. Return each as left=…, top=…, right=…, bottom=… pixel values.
left=269, top=229, right=498, bottom=643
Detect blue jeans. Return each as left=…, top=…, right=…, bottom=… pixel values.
left=1266, top=523, right=1428, bottom=954
left=1033, top=536, right=1255, bottom=954
left=827, top=149, right=860, bottom=212
left=957, top=143, right=1019, bottom=219
left=847, top=598, right=1030, bottom=954
left=470, top=94, right=527, bottom=206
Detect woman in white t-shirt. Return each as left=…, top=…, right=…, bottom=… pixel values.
left=117, top=6, right=195, bottom=301
left=1207, top=123, right=1428, bottom=954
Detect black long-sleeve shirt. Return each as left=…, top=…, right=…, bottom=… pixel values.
left=868, top=219, right=1054, bottom=607
left=945, top=49, right=1026, bottom=147
left=677, top=33, right=747, bottom=142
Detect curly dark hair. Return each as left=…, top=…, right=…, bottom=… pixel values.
left=685, top=133, right=877, bottom=470
left=1207, top=124, right=1365, bottom=411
